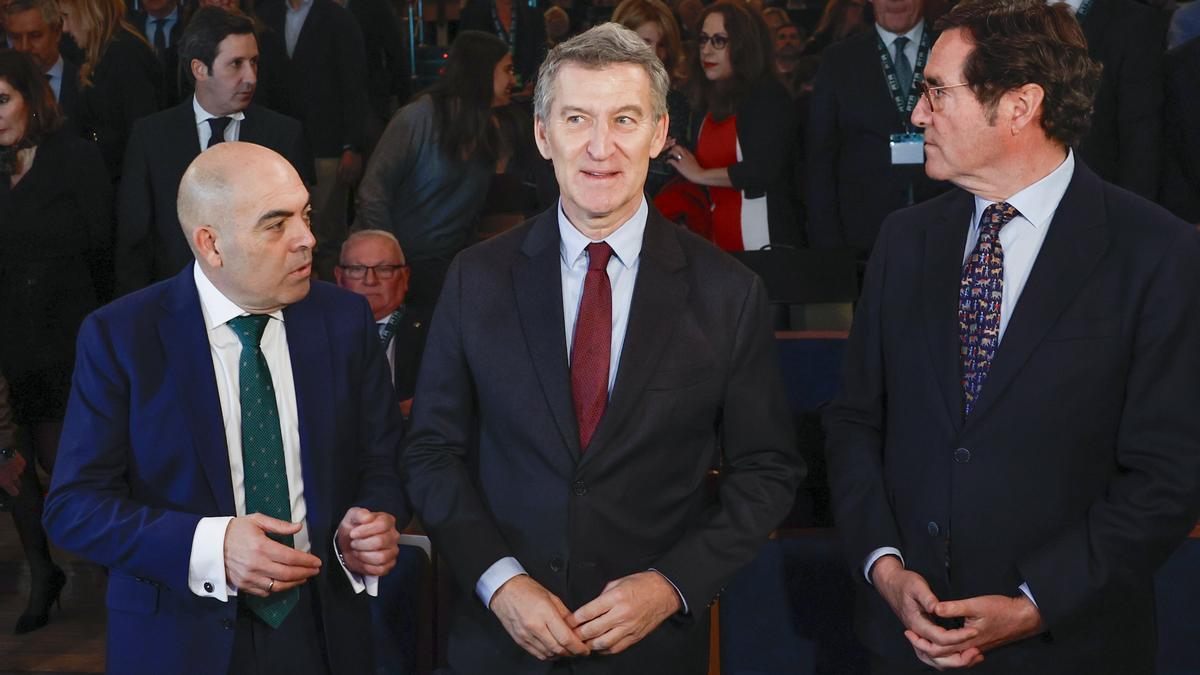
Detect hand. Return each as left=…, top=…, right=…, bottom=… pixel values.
left=664, top=143, right=703, bottom=183
left=903, top=594, right=1044, bottom=668
left=337, top=149, right=363, bottom=185
left=571, top=571, right=682, bottom=655
left=224, top=513, right=322, bottom=597
left=335, top=507, right=400, bottom=577
left=0, top=451, right=27, bottom=496
left=490, top=574, right=589, bottom=660
left=870, top=556, right=982, bottom=670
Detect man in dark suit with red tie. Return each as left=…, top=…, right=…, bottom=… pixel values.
left=404, top=24, right=803, bottom=674
left=826, top=1, right=1200, bottom=672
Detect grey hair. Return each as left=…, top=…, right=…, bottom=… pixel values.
left=3, top=0, right=63, bottom=28
left=341, top=229, right=405, bottom=263
left=533, top=22, right=670, bottom=121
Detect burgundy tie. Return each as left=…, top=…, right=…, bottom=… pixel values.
left=571, top=242, right=614, bottom=451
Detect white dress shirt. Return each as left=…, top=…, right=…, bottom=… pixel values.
left=193, top=96, right=245, bottom=151
left=284, top=0, right=315, bottom=57
left=863, top=151, right=1076, bottom=607
left=474, top=199, right=686, bottom=612
left=45, top=56, right=64, bottom=102
left=186, top=263, right=374, bottom=600
left=874, top=19, right=925, bottom=74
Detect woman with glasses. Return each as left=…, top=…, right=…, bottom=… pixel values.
left=354, top=31, right=517, bottom=307
left=660, top=0, right=800, bottom=251
left=0, top=51, right=111, bottom=634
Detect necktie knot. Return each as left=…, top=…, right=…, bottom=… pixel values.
left=894, top=35, right=909, bottom=51
left=980, top=201, right=1020, bottom=237
left=228, top=314, right=271, bottom=348
left=585, top=242, right=614, bottom=272
left=207, top=116, right=232, bottom=148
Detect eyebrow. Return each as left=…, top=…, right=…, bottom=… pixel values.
left=256, top=202, right=311, bottom=228
left=923, top=74, right=947, bottom=86
left=561, top=104, right=646, bottom=116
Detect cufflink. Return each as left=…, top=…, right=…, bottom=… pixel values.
left=203, top=581, right=214, bottom=593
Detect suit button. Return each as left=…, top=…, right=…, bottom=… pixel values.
left=549, top=556, right=564, bottom=573
left=927, top=521, right=940, bottom=537
left=573, top=480, right=587, bottom=496
left=221, top=619, right=234, bottom=630
left=203, top=581, right=214, bottom=593
left=954, top=447, right=971, bottom=463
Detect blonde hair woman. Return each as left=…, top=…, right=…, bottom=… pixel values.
left=59, top=0, right=158, bottom=177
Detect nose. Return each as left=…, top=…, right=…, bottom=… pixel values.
left=910, top=96, right=931, bottom=128
left=587, top=119, right=614, bottom=160
left=243, top=62, right=258, bottom=86
left=362, top=268, right=381, bottom=285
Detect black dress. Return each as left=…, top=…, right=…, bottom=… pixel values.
left=0, top=130, right=112, bottom=423
left=74, top=28, right=160, bottom=180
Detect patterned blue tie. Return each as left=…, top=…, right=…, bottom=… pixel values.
left=959, top=202, right=1019, bottom=418
left=227, top=314, right=298, bottom=628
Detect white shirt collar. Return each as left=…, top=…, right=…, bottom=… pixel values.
left=874, top=18, right=924, bottom=47
left=192, top=95, right=247, bottom=126
left=46, top=55, right=64, bottom=80
left=557, top=197, right=647, bottom=271
left=973, top=149, right=1075, bottom=230
left=193, top=262, right=285, bottom=332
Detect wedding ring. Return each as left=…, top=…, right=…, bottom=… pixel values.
left=671, top=153, right=682, bottom=161
left=267, top=578, right=275, bottom=593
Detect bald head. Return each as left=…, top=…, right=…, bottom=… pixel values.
left=181, top=142, right=315, bottom=313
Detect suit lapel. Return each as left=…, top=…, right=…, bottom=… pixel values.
left=923, top=191, right=974, bottom=432
left=581, top=211, right=688, bottom=467
left=291, top=0, right=322, bottom=63
left=513, top=211, right=581, bottom=461
left=965, top=163, right=1110, bottom=425
left=284, top=295, right=335, bottom=535
left=158, top=267, right=236, bottom=514
left=60, top=61, right=80, bottom=116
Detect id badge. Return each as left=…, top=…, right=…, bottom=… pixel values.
left=890, top=132, right=925, bottom=165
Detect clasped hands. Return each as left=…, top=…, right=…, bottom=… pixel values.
left=223, top=507, right=400, bottom=596
left=489, top=570, right=682, bottom=661
left=871, top=556, right=1045, bottom=670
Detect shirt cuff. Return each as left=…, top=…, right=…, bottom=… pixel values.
left=189, top=516, right=234, bottom=600
left=1018, top=582, right=1038, bottom=608
left=863, top=547, right=905, bottom=584
left=333, top=536, right=379, bottom=596
left=476, top=557, right=527, bottom=607
left=648, top=568, right=689, bottom=615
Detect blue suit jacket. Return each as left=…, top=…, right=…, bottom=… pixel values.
left=45, top=266, right=406, bottom=675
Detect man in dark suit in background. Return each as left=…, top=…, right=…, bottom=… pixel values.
left=807, top=0, right=950, bottom=260
left=45, top=142, right=406, bottom=675
left=2, top=0, right=79, bottom=119
left=1072, top=0, right=1167, bottom=200
left=827, top=1, right=1200, bottom=672
left=115, top=6, right=313, bottom=296
left=259, top=0, right=368, bottom=281
left=334, top=229, right=429, bottom=420
left=127, top=0, right=185, bottom=106
left=405, top=24, right=802, bottom=674
left=1162, top=35, right=1200, bottom=224
left=334, top=0, right=406, bottom=146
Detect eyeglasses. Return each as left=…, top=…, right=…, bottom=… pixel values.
left=697, top=33, right=729, bottom=50
left=916, top=80, right=970, bottom=111
left=337, top=263, right=408, bottom=279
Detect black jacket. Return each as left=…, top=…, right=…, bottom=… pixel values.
left=74, top=28, right=160, bottom=179
left=1161, top=36, right=1200, bottom=222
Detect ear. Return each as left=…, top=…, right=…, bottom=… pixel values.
left=649, top=111, right=669, bottom=159
left=1006, top=83, right=1045, bottom=136
left=190, top=58, right=209, bottom=84
left=332, top=266, right=344, bottom=285
left=534, top=116, right=552, bottom=161
left=192, top=225, right=223, bottom=268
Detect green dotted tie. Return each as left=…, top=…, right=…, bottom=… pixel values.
left=227, top=315, right=298, bottom=628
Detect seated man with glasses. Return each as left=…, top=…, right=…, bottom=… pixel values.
left=334, top=230, right=428, bottom=419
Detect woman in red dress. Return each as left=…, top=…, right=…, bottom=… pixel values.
left=659, top=0, right=800, bottom=251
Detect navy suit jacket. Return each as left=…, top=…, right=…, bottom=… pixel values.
left=45, top=269, right=407, bottom=675
left=826, top=161, right=1200, bottom=673
left=405, top=208, right=803, bottom=674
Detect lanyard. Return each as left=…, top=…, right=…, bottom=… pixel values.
left=874, top=27, right=932, bottom=130
left=490, top=0, right=518, bottom=54
left=378, top=306, right=406, bottom=346
left=1075, top=0, right=1094, bottom=20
